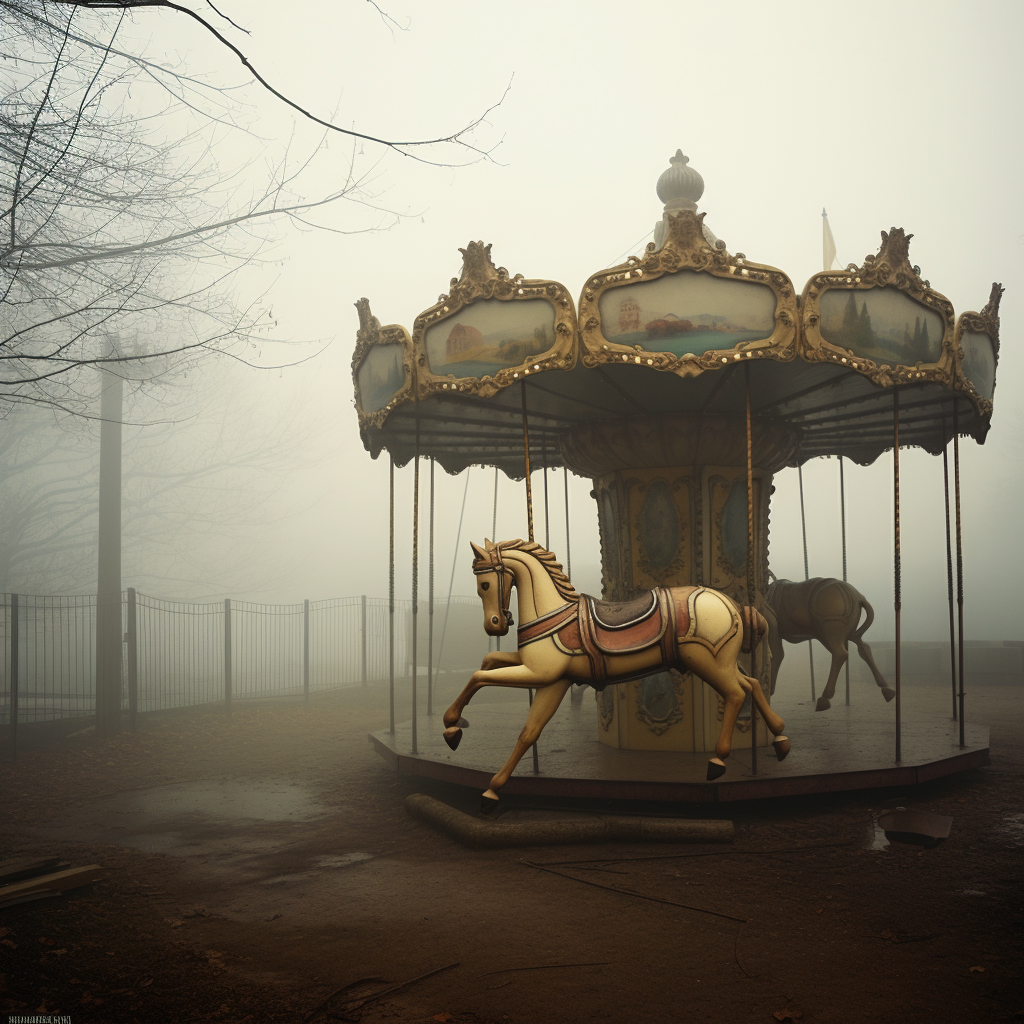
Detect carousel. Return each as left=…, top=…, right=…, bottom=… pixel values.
left=352, top=151, right=998, bottom=804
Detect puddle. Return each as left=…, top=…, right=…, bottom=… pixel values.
left=869, top=819, right=890, bottom=850
left=124, top=781, right=328, bottom=822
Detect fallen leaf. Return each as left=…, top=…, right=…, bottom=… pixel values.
left=773, top=1010, right=804, bottom=1022
left=434, top=1015, right=453, bottom=1022
left=969, top=966, right=986, bottom=973
left=139, top=979, right=153, bottom=987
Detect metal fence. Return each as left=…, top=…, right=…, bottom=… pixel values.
left=1, top=590, right=487, bottom=731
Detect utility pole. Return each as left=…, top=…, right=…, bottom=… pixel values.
left=95, top=367, right=123, bottom=737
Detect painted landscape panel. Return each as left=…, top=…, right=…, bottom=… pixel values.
left=423, top=298, right=556, bottom=378
left=597, top=272, right=777, bottom=355
left=819, top=287, right=943, bottom=365
left=356, top=343, right=406, bottom=413
left=961, top=331, right=996, bottom=399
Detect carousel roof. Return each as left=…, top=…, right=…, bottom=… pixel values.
left=352, top=156, right=1002, bottom=478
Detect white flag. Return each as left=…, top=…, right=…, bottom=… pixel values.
left=822, top=208, right=838, bottom=271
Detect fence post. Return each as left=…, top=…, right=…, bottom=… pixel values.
left=303, top=599, right=310, bottom=700
left=9, top=594, right=18, bottom=765
left=126, top=588, right=138, bottom=734
left=360, top=595, right=368, bottom=686
left=224, top=598, right=232, bottom=717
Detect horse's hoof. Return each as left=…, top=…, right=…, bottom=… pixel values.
left=479, top=790, right=500, bottom=813
left=443, top=727, right=462, bottom=750
left=881, top=687, right=896, bottom=703
left=815, top=697, right=831, bottom=712
left=706, top=759, right=727, bottom=781
left=773, top=736, right=791, bottom=761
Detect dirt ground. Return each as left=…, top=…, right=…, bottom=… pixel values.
left=0, top=676, right=1021, bottom=1024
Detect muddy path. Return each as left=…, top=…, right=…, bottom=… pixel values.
left=1, top=679, right=1021, bottom=1023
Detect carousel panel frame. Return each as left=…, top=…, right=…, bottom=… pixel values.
left=577, top=210, right=799, bottom=379
left=953, top=282, right=1003, bottom=417
left=800, top=227, right=957, bottom=389
left=411, top=241, right=578, bottom=401
left=352, top=297, right=416, bottom=432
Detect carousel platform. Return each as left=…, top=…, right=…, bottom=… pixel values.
left=369, top=687, right=989, bottom=803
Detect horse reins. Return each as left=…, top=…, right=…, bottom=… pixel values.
left=473, top=545, right=515, bottom=627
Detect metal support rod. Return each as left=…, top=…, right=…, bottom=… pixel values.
left=893, top=391, right=902, bottom=764
left=563, top=466, right=572, bottom=581
left=389, top=455, right=395, bottom=735
left=953, top=400, right=965, bottom=746
left=521, top=381, right=535, bottom=544
left=428, top=457, right=435, bottom=717
left=493, top=466, right=501, bottom=652
left=521, top=381, right=540, bottom=775
left=839, top=456, right=850, bottom=706
left=411, top=424, right=420, bottom=755
left=798, top=463, right=816, bottom=701
left=542, top=448, right=550, bottom=550
left=224, top=598, right=232, bottom=717
left=303, top=599, right=310, bottom=700
left=943, top=443, right=957, bottom=720
left=9, top=594, right=18, bottom=764
left=745, top=363, right=757, bottom=775
left=127, top=587, right=138, bottom=734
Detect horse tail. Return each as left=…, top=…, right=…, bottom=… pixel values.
left=741, top=606, right=768, bottom=653
left=852, top=593, right=874, bottom=640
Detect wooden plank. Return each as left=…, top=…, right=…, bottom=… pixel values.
left=0, top=865, right=105, bottom=902
left=0, top=857, right=67, bottom=886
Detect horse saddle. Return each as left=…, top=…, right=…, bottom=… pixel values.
left=582, top=592, right=666, bottom=653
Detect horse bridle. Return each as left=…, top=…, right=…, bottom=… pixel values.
left=473, top=545, right=515, bottom=627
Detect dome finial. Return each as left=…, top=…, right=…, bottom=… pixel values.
left=657, top=149, right=704, bottom=210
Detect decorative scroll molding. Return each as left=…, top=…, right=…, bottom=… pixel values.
left=634, top=670, right=686, bottom=735
left=800, top=227, right=956, bottom=389
left=578, top=210, right=799, bottom=379
left=351, top=297, right=415, bottom=431
left=411, top=241, right=578, bottom=401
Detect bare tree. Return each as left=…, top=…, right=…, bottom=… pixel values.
left=0, top=0, right=503, bottom=413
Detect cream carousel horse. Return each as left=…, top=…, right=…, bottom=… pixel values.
left=766, top=576, right=895, bottom=711
left=443, top=539, right=790, bottom=804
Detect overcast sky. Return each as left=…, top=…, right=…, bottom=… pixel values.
left=108, top=0, right=1023, bottom=643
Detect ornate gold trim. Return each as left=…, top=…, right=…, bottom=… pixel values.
left=577, top=210, right=799, bottom=379
left=351, top=297, right=415, bottom=431
left=410, top=241, right=578, bottom=401
left=952, top=282, right=1003, bottom=417
left=800, top=227, right=956, bottom=388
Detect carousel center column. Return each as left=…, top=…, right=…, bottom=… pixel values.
left=560, top=413, right=798, bottom=753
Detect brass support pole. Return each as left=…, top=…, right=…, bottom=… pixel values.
left=893, top=390, right=902, bottom=764
left=943, top=442, right=957, bottom=720
left=428, top=457, right=435, bottom=717
left=542, top=448, right=551, bottom=550
left=521, top=381, right=535, bottom=544
left=798, top=464, right=816, bottom=701
left=839, top=456, right=850, bottom=706
left=745, top=363, right=758, bottom=775
left=953, top=400, right=965, bottom=746
left=563, top=466, right=572, bottom=580
left=411, top=421, right=420, bottom=755
left=520, top=380, right=540, bottom=774
left=389, top=455, right=395, bottom=735
left=493, top=467, right=501, bottom=653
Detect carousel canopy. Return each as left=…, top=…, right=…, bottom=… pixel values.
left=353, top=154, right=1001, bottom=478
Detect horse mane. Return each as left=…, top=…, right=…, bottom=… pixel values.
left=477, top=539, right=579, bottom=603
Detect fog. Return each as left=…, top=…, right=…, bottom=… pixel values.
left=8, top=1, right=1024, bottom=645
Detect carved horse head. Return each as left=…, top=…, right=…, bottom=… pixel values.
left=471, top=539, right=515, bottom=636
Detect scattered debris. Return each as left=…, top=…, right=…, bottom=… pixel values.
left=876, top=808, right=952, bottom=848
left=0, top=858, right=104, bottom=910
left=406, top=793, right=734, bottom=849
left=773, top=1009, right=804, bottom=1021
